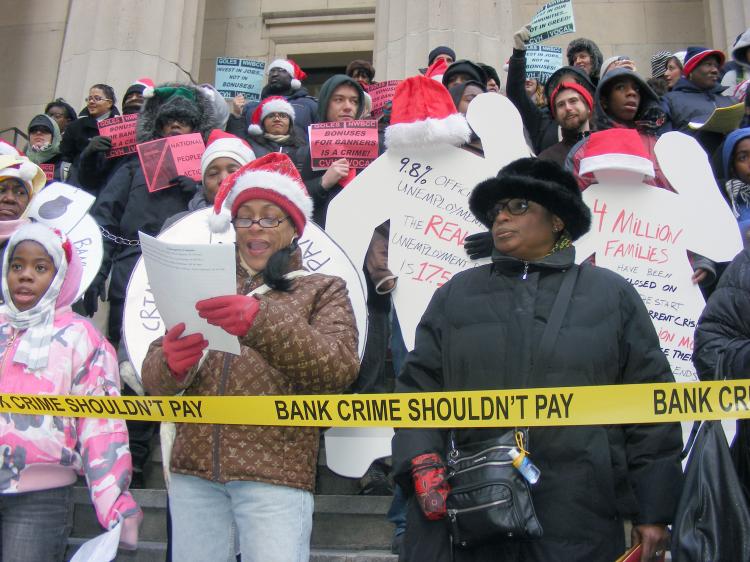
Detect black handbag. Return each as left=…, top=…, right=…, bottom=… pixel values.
left=671, top=350, right=750, bottom=561
left=443, top=265, right=579, bottom=548
left=445, top=428, right=543, bottom=547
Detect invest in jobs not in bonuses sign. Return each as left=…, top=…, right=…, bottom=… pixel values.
left=215, top=57, right=266, bottom=102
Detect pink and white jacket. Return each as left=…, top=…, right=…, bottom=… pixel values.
left=0, top=308, right=140, bottom=535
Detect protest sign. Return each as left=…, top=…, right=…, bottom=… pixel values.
left=215, top=57, right=266, bottom=102
left=309, top=120, right=379, bottom=170
left=98, top=113, right=139, bottom=159
left=39, top=164, right=54, bottom=182
left=326, top=93, right=532, bottom=350
left=528, top=0, right=576, bottom=44
left=574, top=132, right=742, bottom=384
left=525, top=45, right=564, bottom=83
left=136, top=133, right=205, bottom=193
left=365, top=81, right=401, bottom=119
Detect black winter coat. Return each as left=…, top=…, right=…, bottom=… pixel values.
left=248, top=132, right=308, bottom=173
left=59, top=109, right=121, bottom=192
left=91, top=157, right=196, bottom=301
left=393, top=247, right=683, bottom=561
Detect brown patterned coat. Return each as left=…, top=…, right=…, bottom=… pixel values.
left=141, top=251, right=359, bottom=491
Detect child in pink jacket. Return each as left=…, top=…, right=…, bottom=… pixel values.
left=0, top=222, right=141, bottom=561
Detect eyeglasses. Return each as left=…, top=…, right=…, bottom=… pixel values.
left=85, top=96, right=110, bottom=103
left=265, top=112, right=289, bottom=121
left=488, top=199, right=530, bottom=221
left=232, top=216, right=290, bottom=229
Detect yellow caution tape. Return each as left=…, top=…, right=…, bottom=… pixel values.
left=2, top=380, right=750, bottom=427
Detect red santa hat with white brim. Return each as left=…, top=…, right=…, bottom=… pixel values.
left=208, top=152, right=313, bottom=235
left=247, top=96, right=296, bottom=136
left=579, top=128, right=655, bottom=179
left=201, top=130, right=255, bottom=178
left=268, top=59, right=307, bottom=90
left=384, top=75, right=471, bottom=151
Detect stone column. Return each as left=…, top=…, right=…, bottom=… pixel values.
left=705, top=0, right=749, bottom=54
left=54, top=0, right=206, bottom=110
left=373, top=0, right=514, bottom=81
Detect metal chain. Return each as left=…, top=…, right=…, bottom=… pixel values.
left=99, top=226, right=141, bottom=246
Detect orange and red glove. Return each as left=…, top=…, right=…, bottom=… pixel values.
left=196, top=294, right=261, bottom=337
left=411, top=453, right=451, bottom=520
left=162, top=323, right=207, bottom=381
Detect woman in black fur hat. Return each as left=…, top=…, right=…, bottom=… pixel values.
left=392, top=158, right=684, bottom=562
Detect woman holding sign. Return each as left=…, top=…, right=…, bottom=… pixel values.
left=246, top=96, right=308, bottom=173
left=141, top=152, right=359, bottom=562
left=392, top=158, right=683, bottom=562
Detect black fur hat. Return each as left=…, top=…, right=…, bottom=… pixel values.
left=469, top=158, right=591, bottom=240
left=136, top=82, right=217, bottom=143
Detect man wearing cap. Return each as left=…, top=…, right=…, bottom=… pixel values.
left=227, top=58, right=318, bottom=141
left=441, top=60, right=488, bottom=89
left=662, top=46, right=738, bottom=153
left=538, top=83, right=592, bottom=166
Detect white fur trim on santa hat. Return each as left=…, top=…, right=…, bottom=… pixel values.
left=261, top=98, right=295, bottom=121
left=385, top=113, right=471, bottom=151
left=269, top=59, right=294, bottom=76
left=227, top=170, right=313, bottom=219
left=579, top=153, right=655, bottom=179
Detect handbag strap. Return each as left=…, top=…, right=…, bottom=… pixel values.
left=531, top=264, right=579, bottom=379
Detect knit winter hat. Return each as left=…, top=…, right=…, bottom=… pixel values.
left=385, top=75, right=471, bottom=150
left=579, top=128, right=655, bottom=179
left=268, top=59, right=307, bottom=90
left=201, top=130, right=255, bottom=178
left=0, top=155, right=47, bottom=203
left=651, top=50, right=672, bottom=78
left=27, top=114, right=55, bottom=135
left=247, top=96, right=296, bottom=136
left=470, top=158, right=591, bottom=240
left=549, top=81, right=594, bottom=113
left=208, top=152, right=312, bottom=235
left=442, top=60, right=488, bottom=88
left=428, top=46, right=456, bottom=66
left=683, top=46, right=726, bottom=77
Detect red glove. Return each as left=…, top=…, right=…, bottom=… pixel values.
left=338, top=167, right=357, bottom=188
left=195, top=295, right=260, bottom=337
left=163, top=323, right=207, bottom=381
left=411, top=453, right=450, bottom=520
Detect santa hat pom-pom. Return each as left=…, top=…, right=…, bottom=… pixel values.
left=291, top=79, right=301, bottom=90
left=143, top=86, right=155, bottom=99
left=208, top=208, right=232, bottom=234
left=247, top=124, right=263, bottom=136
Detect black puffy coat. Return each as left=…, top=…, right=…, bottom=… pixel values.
left=248, top=130, right=308, bottom=173
left=393, top=246, right=683, bottom=561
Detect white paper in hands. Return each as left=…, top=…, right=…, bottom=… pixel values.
left=70, top=520, right=122, bottom=562
left=138, top=232, right=240, bottom=355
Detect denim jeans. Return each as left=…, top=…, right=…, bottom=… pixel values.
left=169, top=473, right=314, bottom=562
left=0, top=485, right=73, bottom=562
left=388, top=309, right=409, bottom=536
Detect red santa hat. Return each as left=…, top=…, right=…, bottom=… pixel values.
left=208, top=152, right=313, bottom=235
left=384, top=75, right=471, bottom=150
left=424, top=58, right=449, bottom=82
left=247, top=96, right=296, bottom=136
left=579, top=128, right=655, bottom=179
left=134, top=78, right=156, bottom=99
left=268, top=59, right=307, bottom=90
left=201, top=130, right=255, bottom=178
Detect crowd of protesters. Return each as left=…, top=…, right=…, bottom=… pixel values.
left=0, top=20, right=748, bottom=562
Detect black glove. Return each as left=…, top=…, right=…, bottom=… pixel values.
left=83, top=275, right=107, bottom=317
left=82, top=136, right=112, bottom=157
left=169, top=175, right=198, bottom=194
left=463, top=231, right=493, bottom=260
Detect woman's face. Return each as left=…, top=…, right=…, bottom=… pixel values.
left=263, top=112, right=291, bottom=135
left=29, top=127, right=53, bottom=149
left=202, top=157, right=242, bottom=204
left=524, top=78, right=539, bottom=98
left=46, top=107, right=71, bottom=133
left=7, top=241, right=56, bottom=312
left=664, top=59, right=682, bottom=89
left=234, top=200, right=296, bottom=272
left=490, top=198, right=563, bottom=261
left=86, top=87, right=113, bottom=118
left=457, top=84, right=485, bottom=115
left=0, top=178, right=30, bottom=221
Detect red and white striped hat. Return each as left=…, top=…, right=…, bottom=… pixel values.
left=247, top=96, right=296, bottom=136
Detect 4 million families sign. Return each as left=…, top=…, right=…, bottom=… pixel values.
left=215, top=57, right=266, bottom=101
left=309, top=120, right=379, bottom=171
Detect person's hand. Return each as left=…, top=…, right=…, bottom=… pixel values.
left=82, top=135, right=112, bottom=157
left=163, top=323, right=207, bottom=381
left=82, top=275, right=106, bottom=317
left=464, top=231, right=494, bottom=260
left=231, top=94, right=245, bottom=117
left=513, top=24, right=531, bottom=50
left=411, top=453, right=451, bottom=520
left=632, top=524, right=669, bottom=561
left=691, top=267, right=709, bottom=285
left=321, top=159, right=350, bottom=190
left=169, top=175, right=198, bottom=193
left=196, top=295, right=261, bottom=337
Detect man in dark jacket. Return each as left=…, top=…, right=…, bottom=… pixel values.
left=538, top=82, right=592, bottom=165
left=227, top=58, right=318, bottom=140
